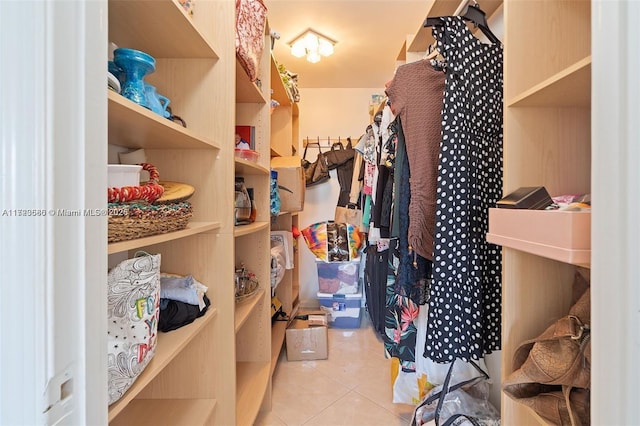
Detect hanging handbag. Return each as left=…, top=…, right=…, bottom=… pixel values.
left=302, top=143, right=330, bottom=187
left=334, top=202, right=362, bottom=227
left=503, top=271, right=591, bottom=426
left=107, top=251, right=161, bottom=405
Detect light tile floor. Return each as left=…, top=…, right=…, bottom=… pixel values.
left=254, top=316, right=415, bottom=426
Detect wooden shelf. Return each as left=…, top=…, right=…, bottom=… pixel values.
left=407, top=0, right=503, bottom=53
left=108, top=221, right=221, bottom=254
left=235, top=158, right=270, bottom=175
left=236, top=59, right=268, bottom=104
left=270, top=321, right=287, bottom=376
left=110, top=399, right=216, bottom=426
left=108, top=91, right=219, bottom=149
left=487, top=208, right=590, bottom=265
left=501, top=1, right=592, bottom=422
left=108, top=308, right=218, bottom=422
left=233, top=221, right=270, bottom=237
left=270, top=56, right=293, bottom=106
left=234, top=288, right=266, bottom=333
left=508, top=56, right=591, bottom=107
left=108, top=0, right=218, bottom=59
left=236, top=361, right=271, bottom=426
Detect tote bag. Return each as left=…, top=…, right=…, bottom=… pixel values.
left=302, top=144, right=330, bottom=187
left=107, top=251, right=161, bottom=405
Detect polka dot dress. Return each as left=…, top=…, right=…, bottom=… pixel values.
left=424, top=16, right=503, bottom=362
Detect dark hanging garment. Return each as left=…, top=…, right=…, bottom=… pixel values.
left=324, top=140, right=356, bottom=207
left=426, top=16, right=504, bottom=363
left=363, top=244, right=389, bottom=338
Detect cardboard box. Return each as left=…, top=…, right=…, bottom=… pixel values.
left=271, top=156, right=305, bottom=212
left=285, top=318, right=328, bottom=361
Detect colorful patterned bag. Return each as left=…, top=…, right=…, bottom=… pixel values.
left=301, top=221, right=363, bottom=262
left=235, top=0, right=267, bottom=82
left=107, top=252, right=161, bottom=405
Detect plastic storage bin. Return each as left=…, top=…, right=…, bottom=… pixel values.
left=315, top=258, right=360, bottom=294
left=317, top=290, right=363, bottom=329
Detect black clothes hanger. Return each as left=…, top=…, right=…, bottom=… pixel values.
left=424, top=1, right=500, bottom=45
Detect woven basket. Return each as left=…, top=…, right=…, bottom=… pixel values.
left=108, top=201, right=193, bottom=243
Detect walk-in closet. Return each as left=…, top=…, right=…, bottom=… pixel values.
left=1, top=0, right=638, bottom=425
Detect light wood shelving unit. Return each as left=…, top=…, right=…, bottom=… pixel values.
left=494, top=0, right=592, bottom=424
left=233, top=18, right=272, bottom=426
left=106, top=1, right=274, bottom=424
left=266, top=57, right=303, bottom=392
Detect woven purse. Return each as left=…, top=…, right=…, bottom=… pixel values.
left=503, top=271, right=591, bottom=426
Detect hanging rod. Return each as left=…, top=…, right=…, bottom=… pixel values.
left=302, top=136, right=352, bottom=148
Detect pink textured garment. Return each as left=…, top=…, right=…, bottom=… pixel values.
left=385, top=61, right=445, bottom=260
left=235, top=0, right=267, bottom=82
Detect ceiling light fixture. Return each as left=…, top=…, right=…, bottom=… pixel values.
left=289, top=29, right=336, bottom=63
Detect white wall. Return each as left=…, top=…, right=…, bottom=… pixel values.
left=297, top=87, right=385, bottom=307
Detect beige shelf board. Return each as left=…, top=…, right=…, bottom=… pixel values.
left=108, top=0, right=218, bottom=59
left=292, top=285, right=300, bottom=304
left=236, top=361, right=271, bottom=426
left=408, top=0, right=503, bottom=53
left=396, top=40, right=407, bottom=61
left=234, top=288, right=266, bottom=333
left=507, top=56, right=591, bottom=107
left=108, top=307, right=218, bottom=421
left=233, top=221, right=270, bottom=237
left=236, top=59, right=268, bottom=104
left=270, top=320, right=287, bottom=376
left=108, top=221, right=221, bottom=254
left=270, top=56, right=293, bottom=106
left=487, top=233, right=590, bottom=265
left=235, top=158, right=270, bottom=175
left=108, top=91, right=219, bottom=149
left=487, top=208, right=591, bottom=266
left=110, top=398, right=216, bottom=426
left=277, top=209, right=302, bottom=216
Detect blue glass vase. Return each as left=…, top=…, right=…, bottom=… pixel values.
left=113, top=48, right=156, bottom=109
left=144, top=84, right=171, bottom=119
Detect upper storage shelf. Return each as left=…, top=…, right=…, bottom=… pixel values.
left=108, top=91, right=219, bottom=149
left=109, top=0, right=218, bottom=59
left=270, top=56, right=293, bottom=106
left=236, top=58, right=268, bottom=104
left=507, top=56, right=591, bottom=107
left=505, top=0, right=590, bottom=99
left=407, top=0, right=503, bottom=53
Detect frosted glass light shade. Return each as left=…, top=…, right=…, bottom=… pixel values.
left=289, top=29, right=336, bottom=63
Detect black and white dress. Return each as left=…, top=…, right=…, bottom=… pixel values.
left=425, top=16, right=504, bottom=362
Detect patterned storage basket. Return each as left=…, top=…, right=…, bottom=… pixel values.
left=108, top=202, right=193, bottom=243
left=235, top=0, right=267, bottom=82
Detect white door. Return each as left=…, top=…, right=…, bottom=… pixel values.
left=0, top=1, right=107, bottom=424
left=591, top=0, right=640, bottom=423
